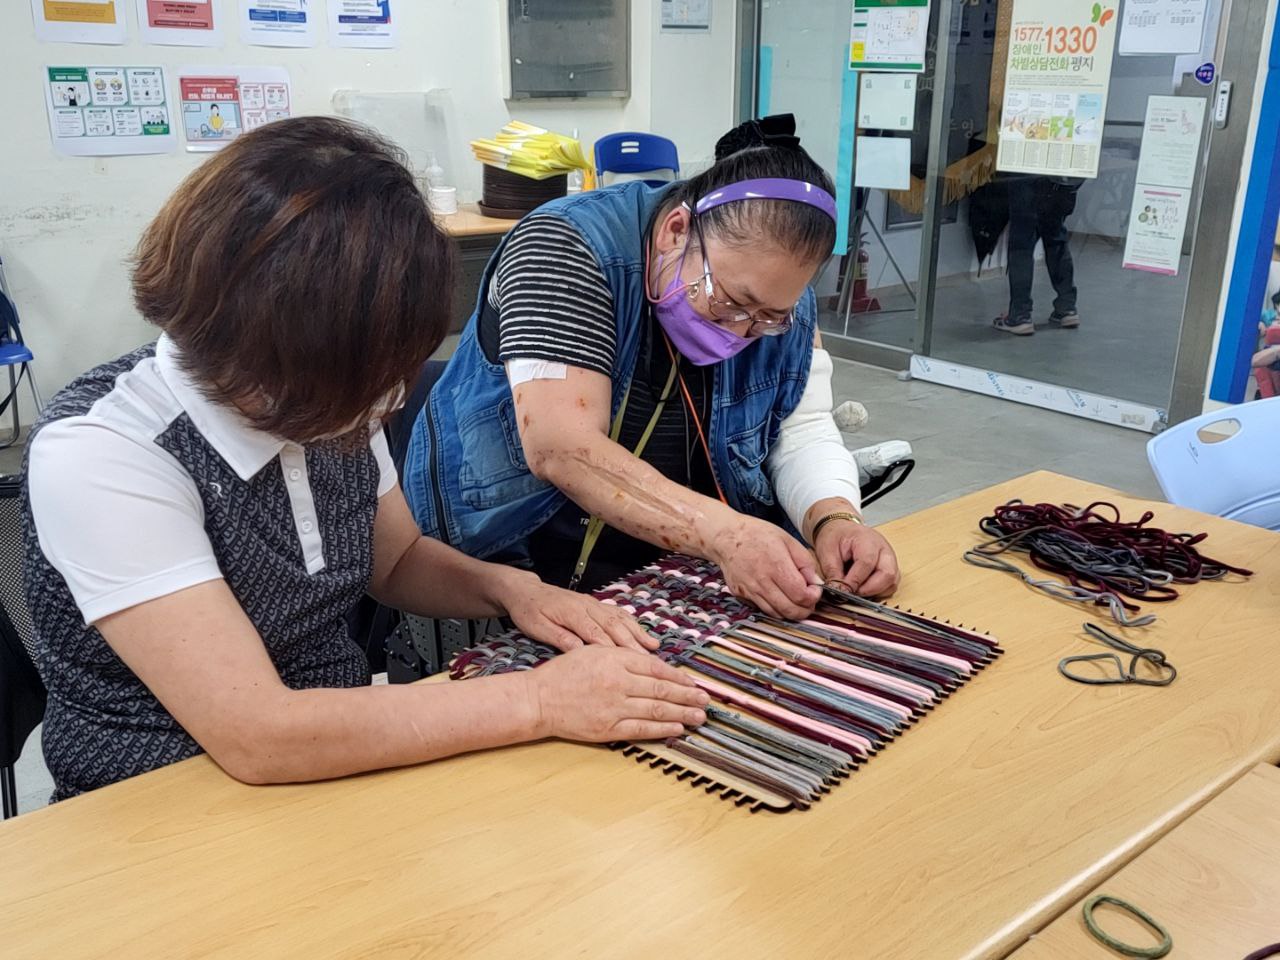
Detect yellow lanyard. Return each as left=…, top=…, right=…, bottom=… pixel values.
left=568, top=360, right=679, bottom=591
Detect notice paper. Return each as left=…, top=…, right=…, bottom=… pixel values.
left=43, top=65, right=175, bottom=156
left=329, top=0, right=396, bottom=48
left=850, top=0, right=929, bottom=73
left=1135, top=95, right=1206, bottom=189
left=136, top=0, right=223, bottom=46
left=854, top=136, right=911, bottom=191
left=996, top=0, right=1120, bottom=179
left=661, top=0, right=711, bottom=29
left=238, top=0, right=318, bottom=47
left=1119, top=0, right=1208, bottom=55
left=178, top=66, right=291, bottom=151
left=859, top=73, right=917, bottom=130
left=1122, top=95, right=1205, bottom=276
left=31, top=0, right=126, bottom=44
left=1122, top=186, right=1191, bottom=275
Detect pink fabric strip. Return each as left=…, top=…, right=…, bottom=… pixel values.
left=738, top=629, right=936, bottom=703
left=691, top=676, right=872, bottom=756
left=711, top=636, right=914, bottom=721
left=803, top=619, right=973, bottom=674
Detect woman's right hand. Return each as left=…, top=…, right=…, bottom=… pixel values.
left=709, top=514, right=823, bottom=620
left=527, top=646, right=709, bottom=743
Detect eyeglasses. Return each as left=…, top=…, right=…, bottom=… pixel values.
left=691, top=217, right=795, bottom=337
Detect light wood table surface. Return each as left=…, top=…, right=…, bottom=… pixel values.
left=436, top=203, right=518, bottom=238
left=1009, top=762, right=1280, bottom=959
left=3, top=471, right=1279, bottom=959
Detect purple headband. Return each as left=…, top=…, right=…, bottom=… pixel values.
left=694, top=177, right=838, bottom=223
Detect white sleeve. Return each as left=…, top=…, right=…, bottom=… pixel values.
left=765, top=347, right=863, bottom=536
left=27, top=419, right=224, bottom=626
left=368, top=424, right=398, bottom=497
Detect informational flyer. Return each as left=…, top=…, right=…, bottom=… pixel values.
left=859, top=73, right=917, bottom=130
left=660, top=0, right=711, bottom=30
left=43, top=65, right=175, bottom=156
left=1135, top=95, right=1206, bottom=189
left=1123, top=95, right=1204, bottom=276
left=1122, top=186, right=1191, bottom=275
left=178, top=66, right=291, bottom=151
left=996, top=0, right=1120, bottom=179
left=850, top=0, right=930, bottom=73
left=1119, top=0, right=1208, bottom=56
left=30, top=0, right=126, bottom=44
left=238, top=0, right=318, bottom=47
left=136, top=0, right=223, bottom=46
left=329, top=0, right=396, bottom=48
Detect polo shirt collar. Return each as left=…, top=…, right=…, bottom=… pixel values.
left=155, top=335, right=288, bottom=481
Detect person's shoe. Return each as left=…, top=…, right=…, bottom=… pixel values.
left=993, top=313, right=1034, bottom=336
left=1049, top=309, right=1080, bottom=329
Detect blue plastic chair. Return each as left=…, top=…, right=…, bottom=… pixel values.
left=1146, top=396, right=1280, bottom=530
left=0, top=259, right=43, bottom=449
left=594, top=132, right=680, bottom=186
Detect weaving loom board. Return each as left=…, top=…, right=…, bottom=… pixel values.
left=449, top=554, right=1004, bottom=813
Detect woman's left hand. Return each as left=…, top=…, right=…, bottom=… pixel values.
left=501, top=571, right=658, bottom=653
left=813, top=520, right=900, bottom=598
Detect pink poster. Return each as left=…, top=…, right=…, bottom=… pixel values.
left=137, top=0, right=222, bottom=44
left=147, top=0, right=213, bottom=29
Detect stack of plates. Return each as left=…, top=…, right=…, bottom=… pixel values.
left=478, top=165, right=568, bottom=219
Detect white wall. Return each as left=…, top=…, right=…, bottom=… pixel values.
left=0, top=0, right=735, bottom=397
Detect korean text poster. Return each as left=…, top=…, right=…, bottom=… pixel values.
left=996, top=0, right=1120, bottom=179
left=31, top=0, right=126, bottom=44
left=43, top=65, right=175, bottom=156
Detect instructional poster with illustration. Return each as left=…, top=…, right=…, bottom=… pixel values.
left=136, top=0, right=223, bottom=46
left=178, top=67, right=292, bottom=151
left=849, top=0, right=930, bottom=72
left=43, top=65, right=175, bottom=156
left=996, top=0, right=1120, bottom=179
left=30, top=0, right=127, bottom=44
left=1135, top=95, right=1205, bottom=188
left=1122, top=186, right=1191, bottom=275
left=328, top=0, right=396, bottom=48
left=1122, top=95, right=1204, bottom=275
left=238, top=0, right=319, bottom=47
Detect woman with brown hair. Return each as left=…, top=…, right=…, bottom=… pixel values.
left=22, top=117, right=707, bottom=802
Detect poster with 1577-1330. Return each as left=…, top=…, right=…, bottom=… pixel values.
left=997, top=0, right=1120, bottom=179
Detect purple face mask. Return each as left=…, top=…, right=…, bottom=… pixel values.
left=644, top=177, right=838, bottom=365
left=647, top=247, right=753, bottom=366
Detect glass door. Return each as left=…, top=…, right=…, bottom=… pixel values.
left=758, top=0, right=942, bottom=361
left=754, top=0, right=1258, bottom=429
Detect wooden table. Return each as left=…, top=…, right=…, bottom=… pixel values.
left=437, top=203, right=518, bottom=238
left=3, top=471, right=1279, bottom=959
left=1009, top=763, right=1280, bottom=959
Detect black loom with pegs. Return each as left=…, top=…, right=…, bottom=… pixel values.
left=448, top=554, right=1004, bottom=813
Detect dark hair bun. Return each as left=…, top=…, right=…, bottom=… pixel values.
left=714, top=113, right=801, bottom=161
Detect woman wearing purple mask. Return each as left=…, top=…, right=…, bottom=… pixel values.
left=404, top=116, right=899, bottom=619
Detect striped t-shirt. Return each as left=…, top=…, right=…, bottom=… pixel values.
left=478, top=213, right=718, bottom=589
left=487, top=215, right=617, bottom=376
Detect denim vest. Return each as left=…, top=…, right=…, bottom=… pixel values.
left=403, top=181, right=817, bottom=562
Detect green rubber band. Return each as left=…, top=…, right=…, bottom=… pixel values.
left=1082, top=895, right=1173, bottom=959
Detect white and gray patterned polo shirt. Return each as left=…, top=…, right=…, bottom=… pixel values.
left=23, top=336, right=395, bottom=801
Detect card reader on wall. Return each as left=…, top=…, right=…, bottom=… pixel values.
left=1214, top=80, right=1233, bottom=129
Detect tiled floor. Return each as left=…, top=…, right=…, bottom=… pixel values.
left=0, top=359, right=1162, bottom=815
left=824, top=240, right=1187, bottom=410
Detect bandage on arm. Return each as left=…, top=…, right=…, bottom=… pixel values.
left=766, top=347, right=862, bottom=533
